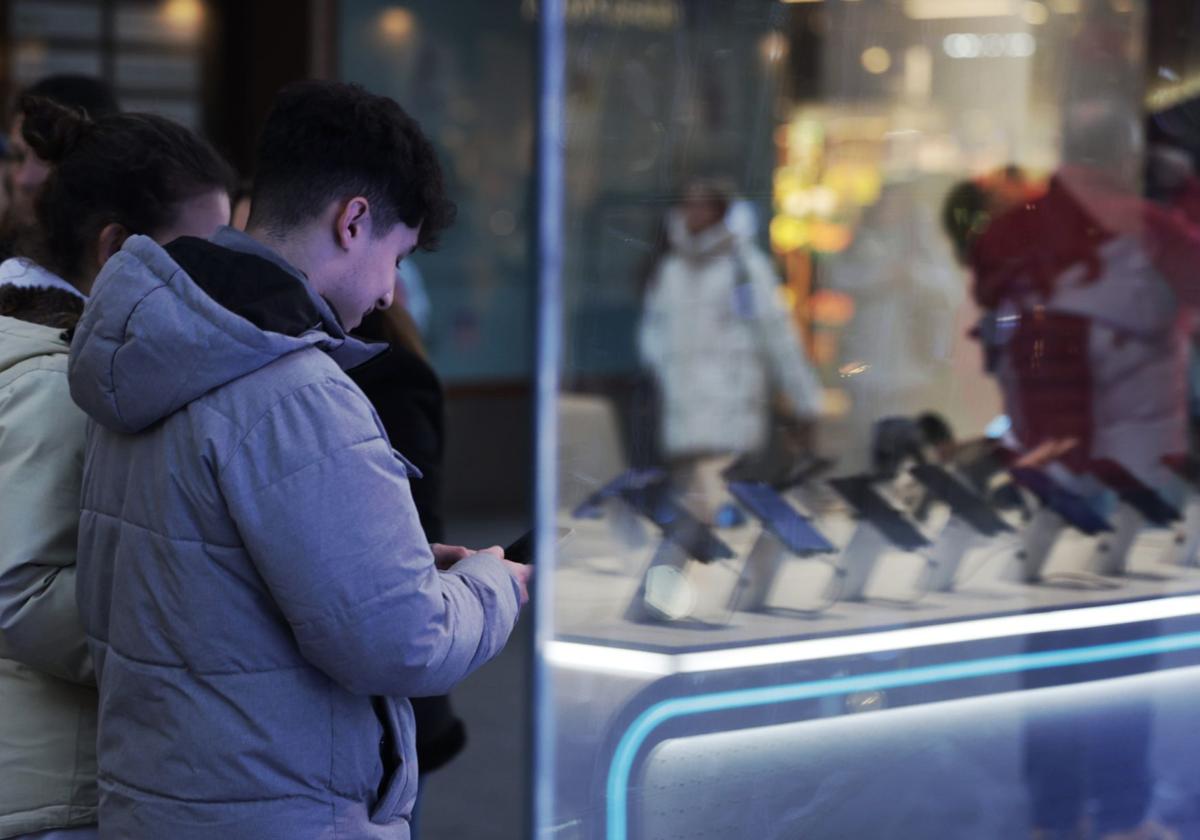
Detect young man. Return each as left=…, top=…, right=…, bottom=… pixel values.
left=67, top=80, right=530, bottom=839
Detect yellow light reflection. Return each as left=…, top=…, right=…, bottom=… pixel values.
left=760, top=31, right=789, bottom=63
left=162, top=0, right=204, bottom=34
left=379, top=7, right=416, bottom=43
left=809, top=220, right=853, bottom=253
left=810, top=289, right=855, bottom=325
left=904, top=0, right=1017, bottom=19
left=770, top=216, right=810, bottom=253
left=1021, top=1, right=1049, bottom=24
left=861, top=47, right=891, bottom=74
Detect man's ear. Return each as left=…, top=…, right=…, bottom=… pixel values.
left=96, top=222, right=131, bottom=266
left=334, top=197, right=371, bottom=250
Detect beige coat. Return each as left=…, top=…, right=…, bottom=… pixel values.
left=0, top=283, right=97, bottom=838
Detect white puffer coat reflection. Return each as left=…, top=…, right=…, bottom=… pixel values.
left=638, top=208, right=822, bottom=457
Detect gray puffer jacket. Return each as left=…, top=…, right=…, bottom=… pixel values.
left=67, top=229, right=521, bottom=839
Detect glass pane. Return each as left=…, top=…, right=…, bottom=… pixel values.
left=340, top=0, right=536, bottom=384
left=12, top=44, right=103, bottom=84
left=115, top=54, right=200, bottom=91
left=11, top=0, right=103, bottom=39
left=115, top=1, right=207, bottom=47
left=538, top=1, right=1200, bottom=838
left=117, top=96, right=199, bottom=128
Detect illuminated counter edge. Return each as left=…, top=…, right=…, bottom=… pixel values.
left=545, top=592, right=1200, bottom=676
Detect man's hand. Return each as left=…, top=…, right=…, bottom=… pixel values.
left=431, top=543, right=473, bottom=571
left=502, top=559, right=533, bottom=608
left=478, top=546, right=533, bottom=607
left=1013, top=438, right=1078, bottom=469
left=432, top=544, right=532, bottom=606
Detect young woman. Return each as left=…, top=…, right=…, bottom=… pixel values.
left=0, top=95, right=232, bottom=840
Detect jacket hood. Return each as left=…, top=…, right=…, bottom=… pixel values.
left=68, top=234, right=383, bottom=434
left=666, top=202, right=756, bottom=261
left=0, top=283, right=83, bottom=329
left=0, top=284, right=83, bottom=375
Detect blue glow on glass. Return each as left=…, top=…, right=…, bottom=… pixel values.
left=605, top=631, right=1200, bottom=840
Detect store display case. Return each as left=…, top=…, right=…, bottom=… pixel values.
left=534, top=1, right=1200, bottom=838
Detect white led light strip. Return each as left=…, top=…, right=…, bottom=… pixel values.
left=545, top=594, right=1200, bottom=677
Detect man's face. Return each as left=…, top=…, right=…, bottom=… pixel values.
left=7, top=115, right=51, bottom=228
left=328, top=218, right=420, bottom=330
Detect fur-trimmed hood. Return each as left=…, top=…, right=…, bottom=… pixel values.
left=0, top=283, right=83, bottom=380
left=0, top=283, right=84, bottom=330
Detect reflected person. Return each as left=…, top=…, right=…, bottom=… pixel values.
left=638, top=177, right=822, bottom=523
left=965, top=100, right=1200, bottom=839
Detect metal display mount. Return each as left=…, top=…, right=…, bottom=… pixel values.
left=614, top=474, right=736, bottom=623
left=1087, top=459, right=1180, bottom=577
left=724, top=480, right=836, bottom=613
left=571, top=468, right=665, bottom=550
left=1009, top=466, right=1112, bottom=583
left=828, top=476, right=931, bottom=602
left=1161, top=455, right=1200, bottom=568
left=909, top=464, right=1014, bottom=592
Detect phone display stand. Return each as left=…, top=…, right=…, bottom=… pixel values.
left=1161, top=499, right=1200, bottom=568
left=724, top=481, right=836, bottom=613
left=926, top=517, right=986, bottom=592
left=1087, top=459, right=1180, bottom=577
left=910, top=464, right=1013, bottom=592
left=1160, top=455, right=1200, bottom=568
left=617, top=477, right=736, bottom=623
left=1091, top=503, right=1148, bottom=577
left=828, top=476, right=931, bottom=602
left=572, top=469, right=663, bottom=551
left=1008, top=466, right=1112, bottom=583
left=1016, top=507, right=1068, bottom=583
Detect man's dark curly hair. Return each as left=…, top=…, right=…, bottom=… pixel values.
left=248, top=80, right=456, bottom=251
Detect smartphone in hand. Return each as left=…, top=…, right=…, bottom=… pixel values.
left=504, top=527, right=572, bottom=564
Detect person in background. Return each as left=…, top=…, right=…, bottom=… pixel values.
left=66, top=80, right=529, bottom=839
left=970, top=106, right=1200, bottom=488
left=1, top=75, right=119, bottom=257
left=0, top=95, right=232, bottom=840
left=638, top=177, right=822, bottom=523
left=965, top=100, right=1200, bottom=840
left=825, top=178, right=965, bottom=471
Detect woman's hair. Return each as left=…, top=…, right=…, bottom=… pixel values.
left=18, top=94, right=234, bottom=284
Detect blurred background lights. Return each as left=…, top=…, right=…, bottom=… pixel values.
left=1021, top=1, right=1050, bottom=24
left=161, top=0, right=204, bottom=35
left=861, top=47, right=892, bottom=74
left=944, top=32, right=1036, bottom=59
left=379, top=7, right=417, bottom=44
